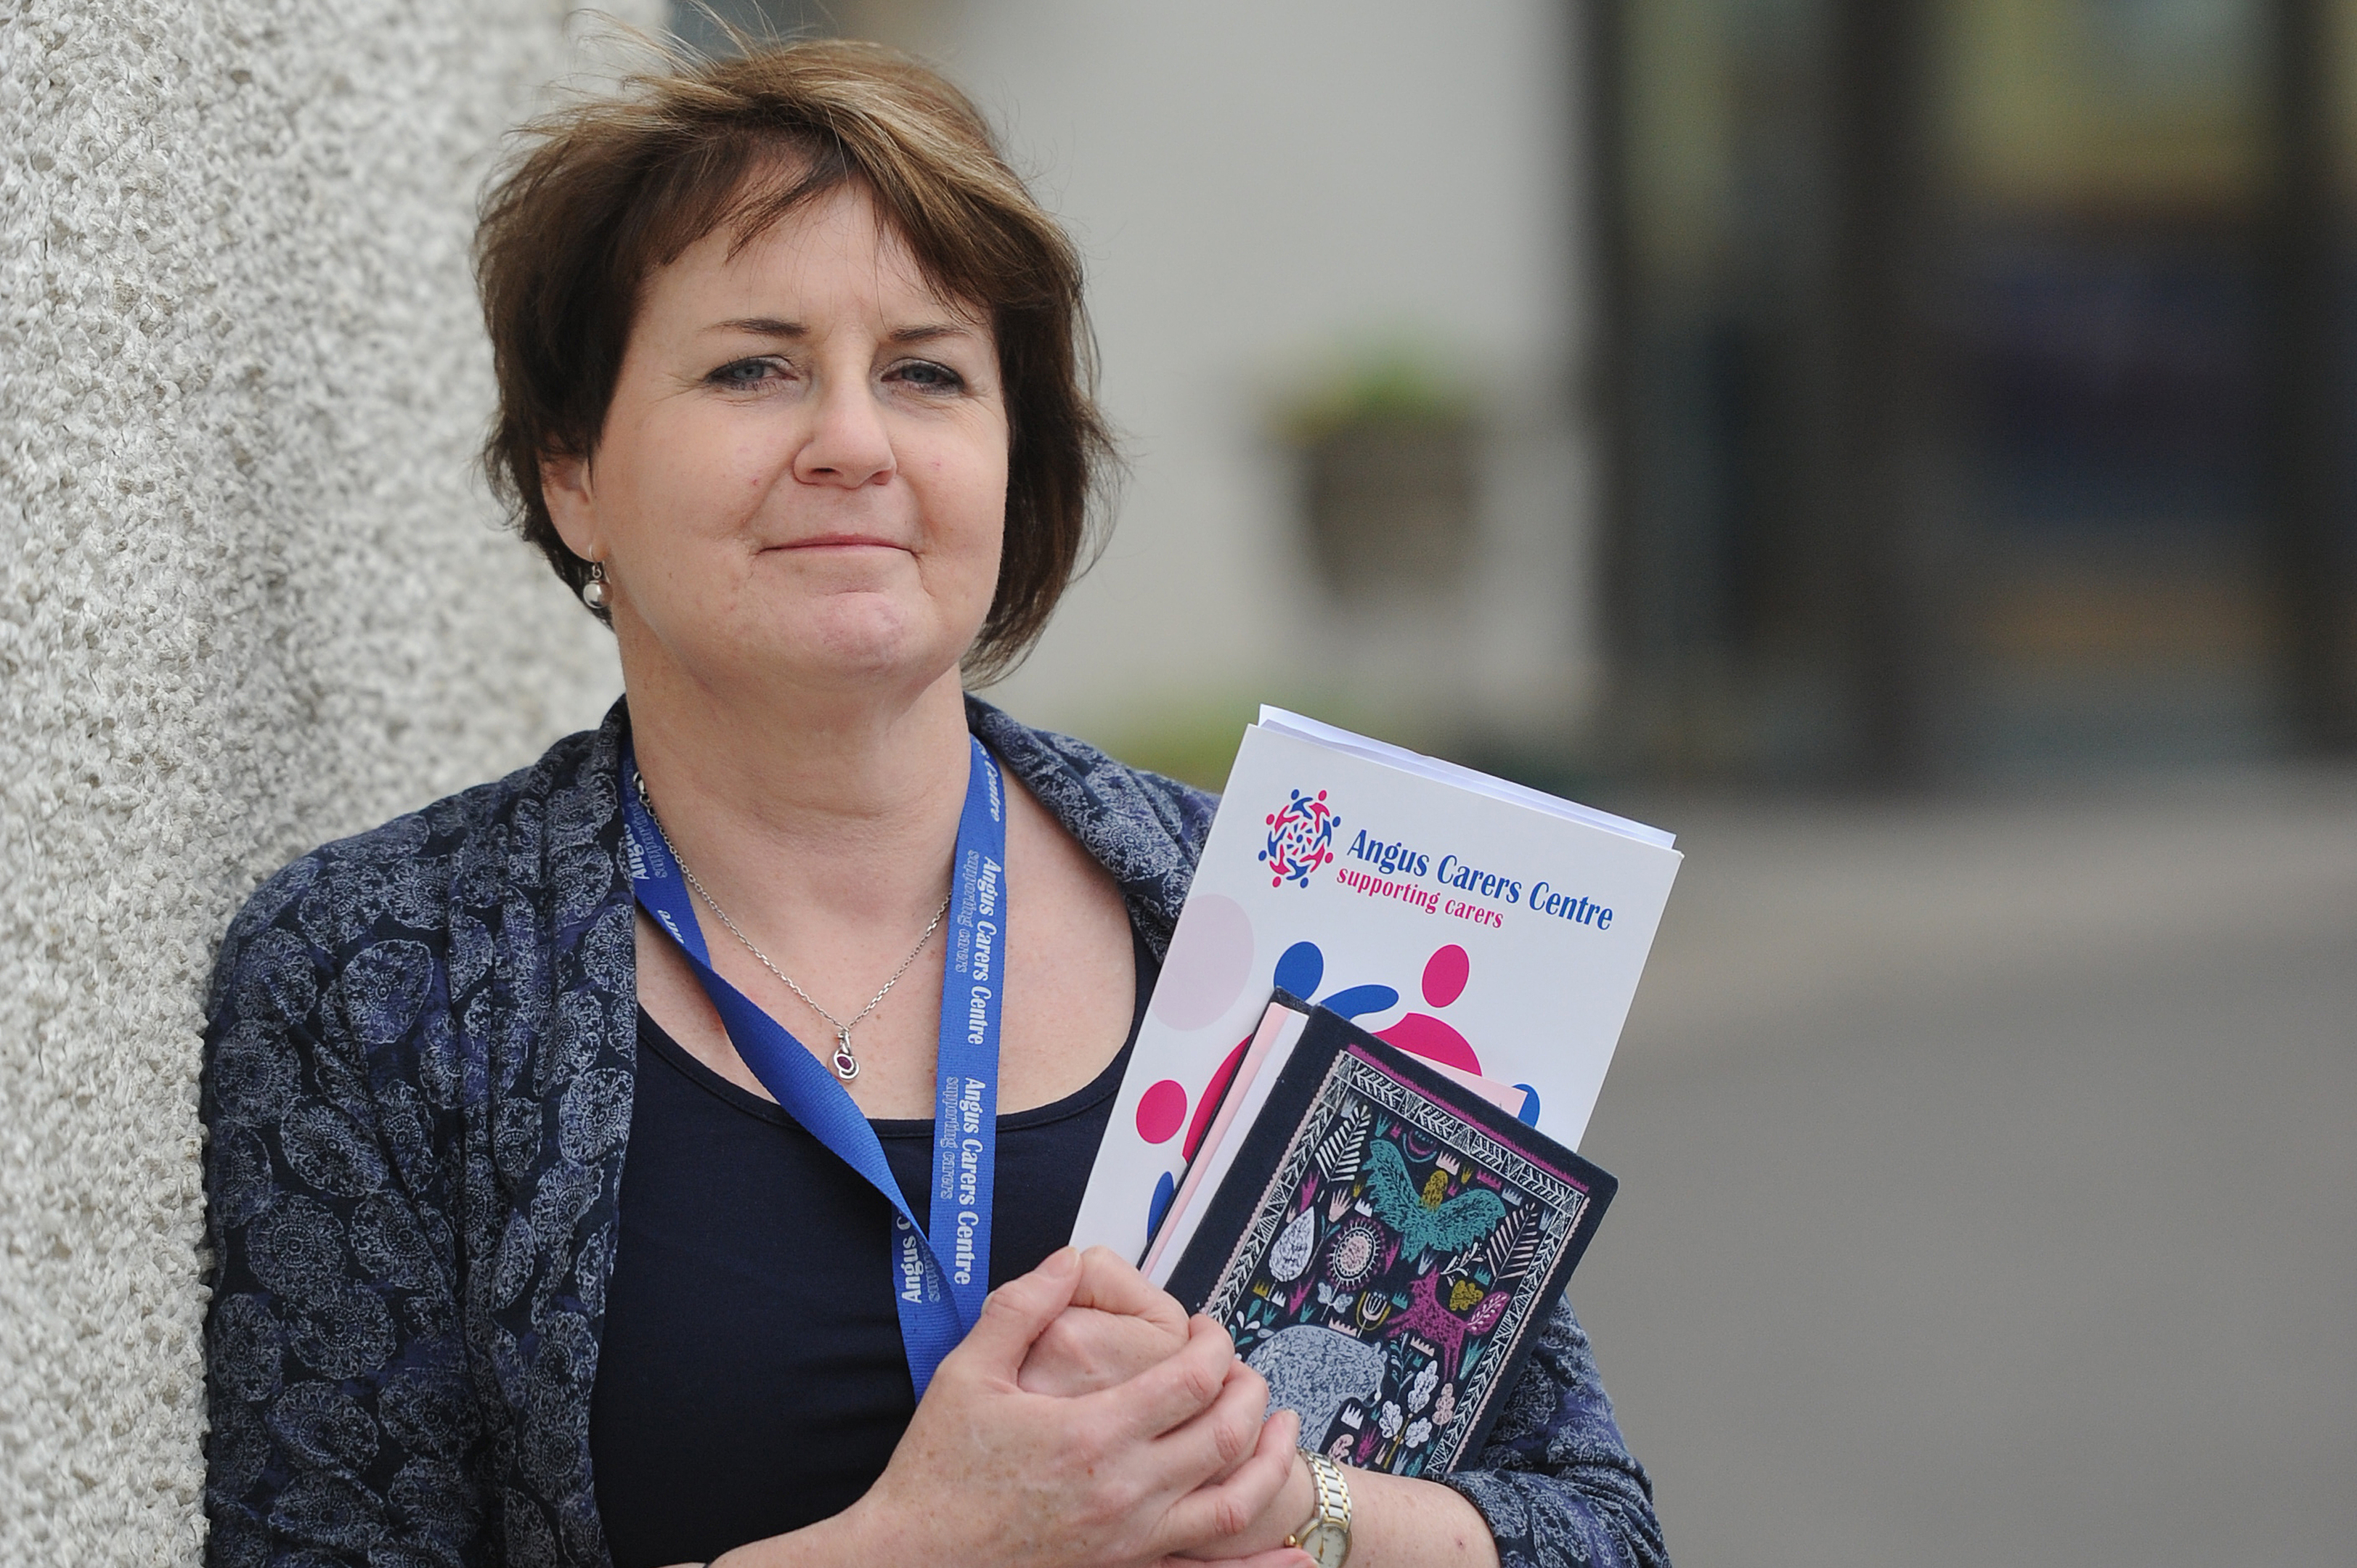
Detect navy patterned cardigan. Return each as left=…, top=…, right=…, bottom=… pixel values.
left=201, top=698, right=1669, bottom=1568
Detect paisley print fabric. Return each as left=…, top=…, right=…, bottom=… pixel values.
left=200, top=696, right=1666, bottom=1567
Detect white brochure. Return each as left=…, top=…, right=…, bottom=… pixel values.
left=1070, top=710, right=1682, bottom=1261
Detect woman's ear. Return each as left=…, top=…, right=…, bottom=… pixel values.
left=541, top=452, right=601, bottom=560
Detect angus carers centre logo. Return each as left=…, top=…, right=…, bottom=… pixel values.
left=1258, top=788, right=1340, bottom=889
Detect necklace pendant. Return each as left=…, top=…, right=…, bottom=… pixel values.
left=831, top=1028, right=860, bottom=1082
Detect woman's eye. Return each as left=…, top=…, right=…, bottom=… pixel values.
left=890, top=359, right=966, bottom=392
left=709, top=357, right=785, bottom=389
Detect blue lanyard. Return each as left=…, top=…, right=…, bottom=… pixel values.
left=619, top=736, right=1006, bottom=1398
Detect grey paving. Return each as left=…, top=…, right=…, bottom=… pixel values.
left=1568, top=769, right=2357, bottom=1568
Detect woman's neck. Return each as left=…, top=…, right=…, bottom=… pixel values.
left=623, top=659, right=977, bottom=933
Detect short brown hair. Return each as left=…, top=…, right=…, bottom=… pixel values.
left=474, top=38, right=1115, bottom=679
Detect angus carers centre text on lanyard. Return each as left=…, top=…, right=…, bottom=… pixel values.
left=620, top=736, right=1006, bottom=1398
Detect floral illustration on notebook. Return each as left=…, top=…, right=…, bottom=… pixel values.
left=1168, top=1016, right=1613, bottom=1478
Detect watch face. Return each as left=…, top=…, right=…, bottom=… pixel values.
left=1303, top=1521, right=1350, bottom=1568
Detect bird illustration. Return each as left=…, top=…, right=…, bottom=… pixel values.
left=1362, top=1139, right=1507, bottom=1259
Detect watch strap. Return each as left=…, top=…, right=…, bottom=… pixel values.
left=1284, top=1450, right=1353, bottom=1562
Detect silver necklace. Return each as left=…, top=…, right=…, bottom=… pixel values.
left=635, top=774, right=949, bottom=1082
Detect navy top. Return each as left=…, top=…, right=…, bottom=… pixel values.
left=588, top=929, right=1156, bottom=1568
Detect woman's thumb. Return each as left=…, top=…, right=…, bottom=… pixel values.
left=958, top=1245, right=1084, bottom=1376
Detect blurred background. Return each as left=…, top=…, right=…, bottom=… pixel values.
left=680, top=4, right=2353, bottom=1564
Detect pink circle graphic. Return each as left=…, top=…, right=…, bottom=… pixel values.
left=1422, top=944, right=1471, bottom=1008
left=1135, top=1079, right=1188, bottom=1144
left=1151, top=894, right=1255, bottom=1030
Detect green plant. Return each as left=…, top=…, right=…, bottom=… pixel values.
left=1273, top=343, right=1475, bottom=446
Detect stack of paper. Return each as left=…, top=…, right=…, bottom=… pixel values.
left=1070, top=709, right=1682, bottom=1262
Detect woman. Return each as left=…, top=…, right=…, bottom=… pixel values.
left=200, top=39, right=1668, bottom=1568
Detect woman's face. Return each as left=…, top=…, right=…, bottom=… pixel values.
left=545, top=181, right=1009, bottom=708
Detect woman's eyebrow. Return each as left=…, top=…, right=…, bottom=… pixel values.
left=708, top=317, right=805, bottom=338
left=699, top=319, right=975, bottom=343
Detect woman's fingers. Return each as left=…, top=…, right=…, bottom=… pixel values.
left=1018, top=1305, right=1189, bottom=1395
left=1102, top=1314, right=1243, bottom=1438
left=950, top=1244, right=1084, bottom=1383
left=1019, top=1248, right=1192, bottom=1395
left=1069, top=1245, right=1189, bottom=1334
left=1154, top=1354, right=1275, bottom=1485
left=1155, top=1406, right=1303, bottom=1555
left=864, top=1254, right=1314, bottom=1568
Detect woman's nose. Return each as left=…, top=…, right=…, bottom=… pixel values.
left=793, top=375, right=895, bottom=489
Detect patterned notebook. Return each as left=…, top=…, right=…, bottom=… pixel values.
left=1163, top=1000, right=1616, bottom=1477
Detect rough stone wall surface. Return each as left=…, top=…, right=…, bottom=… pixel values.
left=0, top=3, right=653, bottom=1559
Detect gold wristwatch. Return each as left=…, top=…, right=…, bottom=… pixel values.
left=1284, top=1450, right=1354, bottom=1568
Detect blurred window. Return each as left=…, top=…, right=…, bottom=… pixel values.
left=1602, top=0, right=2357, bottom=776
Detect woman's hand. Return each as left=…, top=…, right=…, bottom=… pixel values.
left=1172, top=1447, right=1316, bottom=1563
left=805, top=1246, right=1308, bottom=1568
left=1013, top=1251, right=1316, bottom=1564
left=1019, top=1246, right=1192, bottom=1397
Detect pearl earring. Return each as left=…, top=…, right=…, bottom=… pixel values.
left=581, top=562, right=611, bottom=611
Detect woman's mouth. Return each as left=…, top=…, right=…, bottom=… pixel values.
left=776, top=533, right=910, bottom=552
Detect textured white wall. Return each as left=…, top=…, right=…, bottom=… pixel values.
left=0, top=3, right=647, bottom=1559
